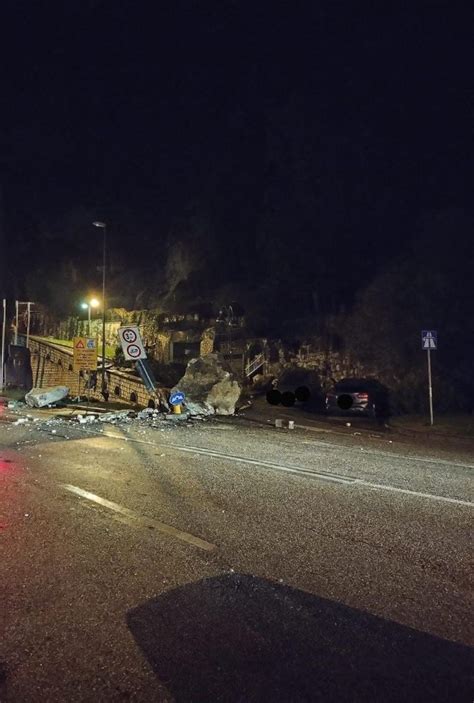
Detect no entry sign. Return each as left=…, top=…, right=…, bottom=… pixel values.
left=118, top=326, right=147, bottom=361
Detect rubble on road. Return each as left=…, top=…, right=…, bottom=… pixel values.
left=25, top=386, right=69, bottom=408
left=6, top=400, right=26, bottom=410
left=4, top=398, right=209, bottom=437
left=97, top=409, right=137, bottom=423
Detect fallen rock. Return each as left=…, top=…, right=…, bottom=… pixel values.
left=98, top=410, right=136, bottom=423
left=25, top=386, right=69, bottom=408
left=171, top=353, right=242, bottom=416
left=76, top=414, right=98, bottom=424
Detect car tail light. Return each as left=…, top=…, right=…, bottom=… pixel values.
left=356, top=393, right=369, bottom=400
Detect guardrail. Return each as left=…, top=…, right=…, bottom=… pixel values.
left=245, top=353, right=264, bottom=377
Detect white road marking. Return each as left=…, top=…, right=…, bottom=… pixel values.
left=172, top=444, right=473, bottom=507
left=62, top=484, right=216, bottom=552
left=98, top=431, right=473, bottom=508
left=160, top=443, right=357, bottom=484
left=354, top=480, right=473, bottom=507
left=302, top=441, right=474, bottom=470
left=100, top=431, right=356, bottom=484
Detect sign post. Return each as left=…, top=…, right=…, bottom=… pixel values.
left=118, top=326, right=147, bottom=361
left=73, top=337, right=98, bottom=373
left=169, top=390, right=186, bottom=414
left=118, top=326, right=170, bottom=411
left=421, top=330, right=437, bottom=426
left=73, top=337, right=98, bottom=401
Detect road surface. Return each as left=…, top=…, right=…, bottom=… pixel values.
left=1, top=407, right=473, bottom=701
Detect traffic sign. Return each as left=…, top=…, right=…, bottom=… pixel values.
left=73, top=336, right=98, bottom=372
left=421, top=330, right=437, bottom=350
left=127, top=344, right=142, bottom=358
left=421, top=330, right=437, bottom=426
left=122, top=328, right=137, bottom=343
left=169, top=390, right=186, bottom=406
left=118, top=326, right=147, bottom=361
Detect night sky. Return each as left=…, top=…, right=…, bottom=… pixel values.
left=1, top=1, right=472, bottom=320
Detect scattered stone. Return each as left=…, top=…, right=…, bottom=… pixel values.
left=76, top=414, right=97, bottom=424
left=98, top=410, right=136, bottom=423
left=138, top=408, right=155, bottom=420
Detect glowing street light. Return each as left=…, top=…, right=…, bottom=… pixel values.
left=81, top=298, right=100, bottom=335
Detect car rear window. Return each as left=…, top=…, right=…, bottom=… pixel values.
left=335, top=380, right=379, bottom=392
left=335, top=384, right=364, bottom=392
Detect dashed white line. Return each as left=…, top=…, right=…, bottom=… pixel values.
left=96, top=431, right=474, bottom=509
left=62, top=483, right=216, bottom=552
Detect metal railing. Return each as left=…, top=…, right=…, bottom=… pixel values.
left=245, top=353, right=264, bottom=377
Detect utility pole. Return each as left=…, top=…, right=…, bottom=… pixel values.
left=15, top=300, right=19, bottom=344
left=0, top=298, right=6, bottom=391
left=26, top=301, right=32, bottom=347
left=14, top=301, right=34, bottom=346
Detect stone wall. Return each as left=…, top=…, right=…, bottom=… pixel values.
left=51, top=309, right=217, bottom=365
left=294, top=348, right=373, bottom=384
left=27, top=338, right=154, bottom=407
left=263, top=343, right=378, bottom=392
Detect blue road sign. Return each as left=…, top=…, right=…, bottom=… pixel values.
left=421, top=330, right=437, bottom=350
left=169, top=390, right=186, bottom=406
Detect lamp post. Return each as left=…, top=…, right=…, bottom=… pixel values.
left=93, top=221, right=107, bottom=394
left=81, top=298, right=100, bottom=336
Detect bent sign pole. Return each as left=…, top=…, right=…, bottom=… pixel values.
left=421, top=330, right=437, bottom=426
left=118, top=326, right=169, bottom=411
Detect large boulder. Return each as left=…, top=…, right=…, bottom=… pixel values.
left=171, top=354, right=242, bottom=415
left=25, top=385, right=69, bottom=408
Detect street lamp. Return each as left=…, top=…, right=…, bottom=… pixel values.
left=93, top=221, right=107, bottom=395
left=81, top=298, right=100, bottom=336
left=216, top=305, right=235, bottom=361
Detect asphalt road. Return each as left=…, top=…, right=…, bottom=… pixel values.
left=0, top=406, right=473, bottom=702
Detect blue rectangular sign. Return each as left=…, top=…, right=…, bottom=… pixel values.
left=421, top=330, right=437, bottom=350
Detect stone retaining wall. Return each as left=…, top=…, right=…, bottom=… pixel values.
left=27, top=337, right=153, bottom=406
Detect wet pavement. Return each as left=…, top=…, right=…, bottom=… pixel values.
left=0, top=402, right=473, bottom=701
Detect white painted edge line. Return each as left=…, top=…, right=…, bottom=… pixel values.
left=300, top=440, right=474, bottom=471
left=174, top=444, right=474, bottom=508
left=356, top=481, right=473, bottom=507
left=100, top=432, right=473, bottom=509
left=62, top=484, right=216, bottom=552
left=166, top=443, right=357, bottom=483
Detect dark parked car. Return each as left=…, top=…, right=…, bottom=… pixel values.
left=325, top=378, right=390, bottom=420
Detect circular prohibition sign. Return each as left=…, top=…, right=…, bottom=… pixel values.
left=122, top=328, right=138, bottom=343
left=127, top=343, right=142, bottom=358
